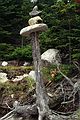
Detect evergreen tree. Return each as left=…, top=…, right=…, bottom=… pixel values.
left=0, top=0, right=80, bottom=62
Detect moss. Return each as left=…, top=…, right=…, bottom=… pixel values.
left=76, top=109, right=80, bottom=120
left=0, top=65, right=35, bottom=100
left=0, top=66, right=33, bottom=80
left=0, top=66, right=33, bottom=71
left=24, top=77, right=35, bottom=90
left=0, top=76, right=35, bottom=95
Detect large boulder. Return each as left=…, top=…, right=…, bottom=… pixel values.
left=41, top=49, right=61, bottom=66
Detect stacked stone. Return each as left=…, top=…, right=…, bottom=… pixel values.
left=20, top=6, right=48, bottom=36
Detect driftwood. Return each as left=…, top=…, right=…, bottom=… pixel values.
left=0, top=104, right=66, bottom=120
left=0, top=109, right=15, bottom=120
left=0, top=102, right=79, bottom=120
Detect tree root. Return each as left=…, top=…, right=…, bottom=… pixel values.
left=0, top=102, right=79, bottom=120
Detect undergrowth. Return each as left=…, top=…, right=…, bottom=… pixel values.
left=42, top=64, right=74, bottom=82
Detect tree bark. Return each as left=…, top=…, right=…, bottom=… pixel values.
left=31, top=32, right=49, bottom=120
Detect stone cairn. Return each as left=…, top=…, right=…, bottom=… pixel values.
left=20, top=6, right=49, bottom=120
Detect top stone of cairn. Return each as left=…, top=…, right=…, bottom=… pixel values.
left=29, top=6, right=42, bottom=16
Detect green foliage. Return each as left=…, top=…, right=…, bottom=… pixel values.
left=0, top=0, right=32, bottom=44
left=24, top=77, right=35, bottom=90
left=0, top=66, right=33, bottom=71
left=11, top=45, right=32, bottom=61
left=0, top=43, right=32, bottom=61
left=0, top=81, right=26, bottom=94
left=72, top=49, right=80, bottom=60
left=0, top=0, right=80, bottom=63
left=39, top=0, right=80, bottom=63
left=42, top=67, right=53, bottom=81
left=0, top=43, right=14, bottom=60
left=0, top=80, right=30, bottom=96
left=72, top=53, right=80, bottom=60
left=76, top=109, right=80, bottom=120
left=55, top=64, right=73, bottom=81
left=42, top=64, right=73, bottom=82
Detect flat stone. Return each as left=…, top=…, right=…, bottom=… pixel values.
left=20, top=23, right=48, bottom=37
left=29, top=6, right=42, bottom=16
left=11, top=74, right=28, bottom=82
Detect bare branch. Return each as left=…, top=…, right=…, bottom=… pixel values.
left=73, top=61, right=80, bottom=72
left=5, top=103, right=13, bottom=110
left=57, top=65, right=74, bottom=87
left=0, top=109, right=15, bottom=120
left=68, top=81, right=80, bottom=99
left=61, top=99, right=74, bottom=105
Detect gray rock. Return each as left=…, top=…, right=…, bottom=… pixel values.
left=0, top=72, right=8, bottom=83
left=29, top=70, right=36, bottom=81
left=2, top=61, right=8, bottom=66
left=11, top=74, right=28, bottom=82
left=29, top=6, right=42, bottom=16
left=30, top=1, right=38, bottom=4
left=20, top=23, right=48, bottom=36
left=28, top=16, right=43, bottom=26
left=41, top=49, right=61, bottom=66
left=23, top=61, right=30, bottom=66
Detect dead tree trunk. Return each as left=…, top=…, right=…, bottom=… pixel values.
left=31, top=32, right=49, bottom=120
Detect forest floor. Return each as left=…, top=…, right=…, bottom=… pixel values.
left=0, top=64, right=80, bottom=120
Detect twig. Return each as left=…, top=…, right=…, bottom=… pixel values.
left=60, top=83, right=64, bottom=94
left=0, top=109, right=15, bottom=120
left=55, top=111, right=73, bottom=115
left=5, top=103, right=13, bottom=110
left=60, top=83, right=66, bottom=102
left=61, top=99, right=74, bottom=105
left=72, top=74, right=78, bottom=80
left=57, top=65, right=74, bottom=87
left=0, top=104, right=37, bottom=120
left=73, top=61, right=80, bottom=72
left=68, top=81, right=80, bottom=99
left=4, top=114, right=14, bottom=120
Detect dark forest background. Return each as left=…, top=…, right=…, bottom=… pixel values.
left=0, top=0, right=80, bottom=63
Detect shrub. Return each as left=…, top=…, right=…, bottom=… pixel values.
left=0, top=43, right=14, bottom=60
left=42, top=64, right=73, bottom=82
left=11, top=45, right=32, bottom=61
left=72, top=49, right=80, bottom=61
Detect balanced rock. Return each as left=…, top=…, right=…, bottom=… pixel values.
left=41, top=49, right=61, bottom=66
left=29, top=6, right=42, bottom=16
left=28, top=16, right=43, bottom=26
left=20, top=23, right=48, bottom=37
